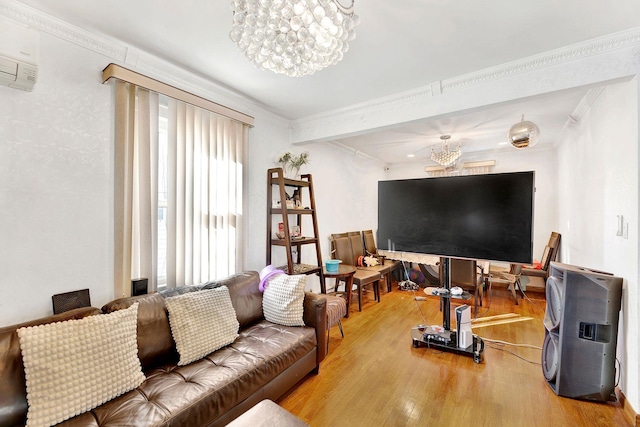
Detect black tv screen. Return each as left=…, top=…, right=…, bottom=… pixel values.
left=377, top=171, right=534, bottom=263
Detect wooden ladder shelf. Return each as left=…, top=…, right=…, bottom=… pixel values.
left=266, top=168, right=325, bottom=290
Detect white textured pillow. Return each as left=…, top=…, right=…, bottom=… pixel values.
left=165, top=287, right=239, bottom=366
left=263, top=274, right=306, bottom=326
left=17, top=303, right=144, bottom=427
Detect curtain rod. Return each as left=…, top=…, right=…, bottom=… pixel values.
left=102, top=63, right=254, bottom=127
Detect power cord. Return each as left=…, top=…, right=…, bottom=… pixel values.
left=479, top=336, right=542, bottom=365
left=485, top=342, right=541, bottom=365
left=479, top=337, right=542, bottom=350
left=473, top=273, right=493, bottom=319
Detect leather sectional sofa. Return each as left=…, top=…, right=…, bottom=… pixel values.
left=0, top=271, right=327, bottom=427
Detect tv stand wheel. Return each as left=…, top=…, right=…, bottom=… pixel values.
left=473, top=353, right=482, bottom=364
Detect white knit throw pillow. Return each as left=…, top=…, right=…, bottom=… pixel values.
left=165, top=286, right=240, bottom=366
left=263, top=274, right=306, bottom=326
left=17, top=303, right=144, bottom=427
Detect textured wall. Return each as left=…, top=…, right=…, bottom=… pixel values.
left=556, top=78, right=639, bottom=414
left=0, top=33, right=114, bottom=325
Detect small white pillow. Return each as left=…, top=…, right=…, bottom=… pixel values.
left=17, top=303, right=144, bottom=427
left=263, top=274, right=306, bottom=326
left=165, top=286, right=239, bottom=366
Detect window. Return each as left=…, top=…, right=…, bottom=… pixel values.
left=106, top=65, right=252, bottom=296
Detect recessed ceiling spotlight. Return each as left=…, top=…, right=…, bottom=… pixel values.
left=407, top=154, right=415, bottom=158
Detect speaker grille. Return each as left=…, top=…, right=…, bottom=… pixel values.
left=544, top=276, right=562, bottom=331
left=52, top=289, right=91, bottom=314
left=542, top=333, right=559, bottom=382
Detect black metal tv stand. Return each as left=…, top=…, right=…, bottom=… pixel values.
left=411, top=257, right=484, bottom=363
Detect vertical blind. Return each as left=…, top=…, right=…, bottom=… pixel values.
left=107, top=66, right=250, bottom=297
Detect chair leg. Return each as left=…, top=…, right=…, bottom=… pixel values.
left=473, top=287, right=480, bottom=318
left=516, top=278, right=525, bottom=298
left=509, top=282, right=518, bottom=305
left=327, top=320, right=345, bottom=352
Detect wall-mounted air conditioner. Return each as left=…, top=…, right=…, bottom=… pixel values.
left=0, top=16, right=39, bottom=91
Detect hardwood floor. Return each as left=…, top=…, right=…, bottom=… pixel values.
left=279, top=284, right=630, bottom=426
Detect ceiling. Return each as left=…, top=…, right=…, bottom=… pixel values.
left=14, top=0, right=640, bottom=164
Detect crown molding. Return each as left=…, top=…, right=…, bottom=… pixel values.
left=0, top=0, right=288, bottom=127
left=0, top=0, right=127, bottom=60
left=292, top=27, right=640, bottom=143
left=443, top=29, right=640, bottom=92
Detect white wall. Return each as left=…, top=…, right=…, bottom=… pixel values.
left=243, top=114, right=290, bottom=273
left=556, top=78, right=639, bottom=411
left=0, top=34, right=114, bottom=325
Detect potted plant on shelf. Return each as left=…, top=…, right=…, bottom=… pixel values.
left=277, top=151, right=309, bottom=179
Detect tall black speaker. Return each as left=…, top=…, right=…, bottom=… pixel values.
left=542, top=262, right=623, bottom=401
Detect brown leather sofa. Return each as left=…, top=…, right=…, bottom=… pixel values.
left=0, top=271, right=327, bottom=427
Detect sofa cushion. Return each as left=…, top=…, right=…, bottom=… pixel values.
left=263, top=274, right=306, bottom=327
left=0, top=307, right=102, bottom=427
left=165, top=287, right=240, bottom=366
left=16, top=303, right=144, bottom=427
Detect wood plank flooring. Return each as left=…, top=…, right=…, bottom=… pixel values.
left=278, top=284, right=630, bottom=426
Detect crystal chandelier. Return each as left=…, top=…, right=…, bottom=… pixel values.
left=229, top=0, right=360, bottom=77
left=508, top=114, right=540, bottom=149
left=431, top=135, right=462, bottom=167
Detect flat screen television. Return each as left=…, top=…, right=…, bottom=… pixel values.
left=377, top=171, right=534, bottom=263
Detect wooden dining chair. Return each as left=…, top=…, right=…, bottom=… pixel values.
left=331, top=234, right=383, bottom=311
left=362, top=229, right=401, bottom=291
left=522, top=232, right=561, bottom=279
left=493, top=263, right=524, bottom=305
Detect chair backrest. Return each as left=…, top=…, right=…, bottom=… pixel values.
left=548, top=232, right=561, bottom=262
left=439, top=258, right=480, bottom=288
left=332, top=236, right=355, bottom=266
left=362, top=229, right=377, bottom=255
left=539, top=245, right=552, bottom=271
left=348, top=232, right=365, bottom=259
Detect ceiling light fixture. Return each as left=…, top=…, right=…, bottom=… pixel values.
left=229, top=0, right=360, bottom=77
left=508, top=114, right=540, bottom=149
left=431, top=135, right=461, bottom=167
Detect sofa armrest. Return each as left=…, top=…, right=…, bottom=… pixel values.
left=303, top=292, right=327, bottom=364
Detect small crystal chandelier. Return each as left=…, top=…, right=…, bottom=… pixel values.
left=508, top=114, right=540, bottom=149
left=229, top=0, right=360, bottom=77
left=431, top=135, right=462, bottom=167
